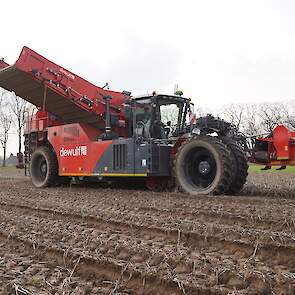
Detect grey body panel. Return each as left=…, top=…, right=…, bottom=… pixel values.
left=94, top=138, right=171, bottom=176
left=134, top=142, right=171, bottom=175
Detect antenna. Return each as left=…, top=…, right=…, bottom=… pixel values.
left=102, top=82, right=109, bottom=89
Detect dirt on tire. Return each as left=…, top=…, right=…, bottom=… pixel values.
left=0, top=171, right=294, bottom=294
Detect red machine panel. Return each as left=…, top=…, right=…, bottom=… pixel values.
left=273, top=125, right=291, bottom=160
left=48, top=123, right=112, bottom=175
left=24, top=110, right=63, bottom=134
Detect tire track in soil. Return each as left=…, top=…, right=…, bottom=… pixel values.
left=1, top=179, right=295, bottom=293
left=1, top=202, right=295, bottom=270
left=2, top=178, right=295, bottom=208
left=2, top=193, right=295, bottom=240
left=2, top=180, right=295, bottom=235
left=1, top=199, right=294, bottom=248
left=135, top=205, right=295, bottom=233
left=2, top=190, right=294, bottom=237
left=0, top=238, right=134, bottom=294
left=2, top=180, right=295, bottom=228
left=2, top=210, right=288, bottom=295
left=0, top=231, right=227, bottom=295
left=0, top=205, right=239, bottom=293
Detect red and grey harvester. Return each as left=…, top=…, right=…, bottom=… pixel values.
left=0, top=47, right=248, bottom=195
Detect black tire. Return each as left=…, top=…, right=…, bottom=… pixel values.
left=30, top=146, right=58, bottom=188
left=221, top=138, right=248, bottom=195
left=174, top=136, right=234, bottom=195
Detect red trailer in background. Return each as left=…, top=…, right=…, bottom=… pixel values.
left=253, top=124, right=295, bottom=169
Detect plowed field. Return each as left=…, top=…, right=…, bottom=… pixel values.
left=0, top=172, right=294, bottom=294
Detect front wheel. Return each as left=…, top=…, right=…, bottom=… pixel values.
left=174, top=136, right=234, bottom=195
left=30, top=147, right=58, bottom=188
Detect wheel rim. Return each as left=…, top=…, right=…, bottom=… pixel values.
left=184, top=147, right=217, bottom=191
left=39, top=160, right=47, bottom=178
left=32, top=154, right=48, bottom=184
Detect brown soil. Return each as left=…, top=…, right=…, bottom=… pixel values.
left=0, top=171, right=294, bottom=294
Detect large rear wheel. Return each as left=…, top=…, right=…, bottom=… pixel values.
left=221, top=138, right=248, bottom=195
left=174, top=136, right=234, bottom=195
left=30, top=146, right=58, bottom=188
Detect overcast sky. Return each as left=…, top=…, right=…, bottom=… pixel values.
left=1, top=0, right=295, bottom=156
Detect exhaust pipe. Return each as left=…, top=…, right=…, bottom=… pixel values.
left=100, top=95, right=118, bottom=140
left=104, top=95, right=112, bottom=135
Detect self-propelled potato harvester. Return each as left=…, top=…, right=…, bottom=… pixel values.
left=0, top=47, right=248, bottom=195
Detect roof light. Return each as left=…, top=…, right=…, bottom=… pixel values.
left=122, top=90, right=132, bottom=96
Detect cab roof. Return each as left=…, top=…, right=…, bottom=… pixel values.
left=131, top=93, right=191, bottom=103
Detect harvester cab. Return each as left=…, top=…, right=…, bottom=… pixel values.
left=131, top=94, right=190, bottom=140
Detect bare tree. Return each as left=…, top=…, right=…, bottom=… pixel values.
left=9, top=92, right=27, bottom=153
left=220, top=103, right=246, bottom=131
left=240, top=103, right=265, bottom=148
left=243, top=104, right=263, bottom=136
left=0, top=90, right=4, bottom=105
left=259, top=103, right=285, bottom=133
left=281, top=100, right=295, bottom=129
left=0, top=94, right=12, bottom=166
left=219, top=100, right=295, bottom=149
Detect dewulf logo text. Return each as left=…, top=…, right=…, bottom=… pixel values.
left=60, top=146, right=87, bottom=157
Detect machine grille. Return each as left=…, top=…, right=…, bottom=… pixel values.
left=113, top=144, right=127, bottom=170
left=151, top=145, right=160, bottom=172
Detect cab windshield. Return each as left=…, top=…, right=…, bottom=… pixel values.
left=133, top=96, right=187, bottom=139
left=158, top=100, right=186, bottom=138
